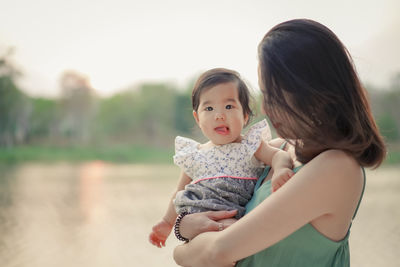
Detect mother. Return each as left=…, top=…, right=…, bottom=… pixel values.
left=173, top=19, right=386, bottom=266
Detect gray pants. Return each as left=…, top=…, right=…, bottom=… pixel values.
left=174, top=177, right=257, bottom=219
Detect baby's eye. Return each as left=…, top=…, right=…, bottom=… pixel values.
left=225, top=104, right=233, bottom=109
left=205, top=106, right=213, bottom=111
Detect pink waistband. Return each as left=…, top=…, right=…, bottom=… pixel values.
left=192, top=176, right=258, bottom=184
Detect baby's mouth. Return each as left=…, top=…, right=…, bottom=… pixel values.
left=215, top=126, right=230, bottom=135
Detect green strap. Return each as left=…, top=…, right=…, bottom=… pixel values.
left=352, top=167, right=366, bottom=220
left=255, top=166, right=271, bottom=190
left=279, top=141, right=288, bottom=150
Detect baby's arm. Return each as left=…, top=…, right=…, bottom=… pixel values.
left=149, top=171, right=192, bottom=248
left=255, top=140, right=294, bottom=192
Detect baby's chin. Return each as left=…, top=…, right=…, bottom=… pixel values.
left=210, top=136, right=242, bottom=146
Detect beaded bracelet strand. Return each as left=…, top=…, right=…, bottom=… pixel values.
left=174, top=212, right=190, bottom=242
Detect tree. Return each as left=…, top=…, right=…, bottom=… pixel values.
left=174, top=84, right=196, bottom=136
left=58, top=70, right=97, bottom=144
left=367, top=74, right=400, bottom=142
left=94, top=89, right=141, bottom=144
left=0, top=48, right=31, bottom=147
left=27, top=97, right=58, bottom=143
left=135, top=83, right=177, bottom=146
left=387, top=73, right=400, bottom=138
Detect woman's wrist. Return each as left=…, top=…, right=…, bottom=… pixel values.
left=174, top=212, right=190, bottom=242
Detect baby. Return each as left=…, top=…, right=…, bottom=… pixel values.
left=149, top=68, right=293, bottom=247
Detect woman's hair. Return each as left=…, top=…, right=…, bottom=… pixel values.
left=258, top=19, right=386, bottom=168
left=192, top=68, right=253, bottom=124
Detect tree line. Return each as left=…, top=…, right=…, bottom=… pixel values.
left=1, top=50, right=399, bottom=150
left=0, top=50, right=197, bottom=149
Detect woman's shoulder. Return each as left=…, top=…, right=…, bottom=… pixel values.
left=300, top=149, right=364, bottom=240
left=306, top=149, right=364, bottom=193
left=314, top=149, right=360, bottom=171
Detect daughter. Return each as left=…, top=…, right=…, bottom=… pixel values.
left=149, top=68, right=293, bottom=248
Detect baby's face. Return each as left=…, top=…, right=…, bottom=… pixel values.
left=193, top=82, right=248, bottom=146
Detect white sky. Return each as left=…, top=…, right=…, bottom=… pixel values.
left=1, top=0, right=399, bottom=97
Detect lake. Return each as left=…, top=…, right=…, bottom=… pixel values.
left=0, top=162, right=399, bottom=266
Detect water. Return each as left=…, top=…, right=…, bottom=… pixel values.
left=0, top=163, right=399, bottom=267
left=0, top=162, right=181, bottom=267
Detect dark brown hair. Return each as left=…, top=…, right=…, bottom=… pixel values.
left=258, top=19, right=386, bottom=167
left=192, top=68, right=253, bottom=124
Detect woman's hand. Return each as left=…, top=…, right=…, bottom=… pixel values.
left=179, top=210, right=238, bottom=240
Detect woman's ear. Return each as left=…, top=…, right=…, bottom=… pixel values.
left=193, top=110, right=200, bottom=124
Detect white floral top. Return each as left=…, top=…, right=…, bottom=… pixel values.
left=173, top=119, right=271, bottom=218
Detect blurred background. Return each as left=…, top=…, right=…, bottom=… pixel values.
left=0, top=0, right=399, bottom=266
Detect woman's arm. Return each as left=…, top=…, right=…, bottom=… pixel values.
left=174, top=149, right=364, bottom=265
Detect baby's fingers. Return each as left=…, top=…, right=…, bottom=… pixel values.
left=149, top=232, right=160, bottom=247
left=272, top=180, right=283, bottom=192
left=287, top=169, right=295, bottom=178
left=149, top=232, right=165, bottom=248
left=280, top=170, right=295, bottom=184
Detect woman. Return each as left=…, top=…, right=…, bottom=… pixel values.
left=173, top=19, right=386, bottom=267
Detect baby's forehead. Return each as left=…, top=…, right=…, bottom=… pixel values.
left=199, top=83, right=240, bottom=101
left=200, top=97, right=238, bottom=106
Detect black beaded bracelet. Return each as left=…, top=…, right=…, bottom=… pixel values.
left=174, top=212, right=190, bottom=242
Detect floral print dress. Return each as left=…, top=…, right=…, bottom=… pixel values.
left=173, top=119, right=270, bottom=218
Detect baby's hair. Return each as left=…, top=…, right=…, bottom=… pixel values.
left=192, top=68, right=253, bottom=124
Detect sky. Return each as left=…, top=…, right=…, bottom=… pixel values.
left=1, top=0, right=399, bottom=97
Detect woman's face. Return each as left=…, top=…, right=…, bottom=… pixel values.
left=258, top=63, right=279, bottom=126
left=257, top=63, right=264, bottom=91
left=257, top=63, right=269, bottom=114
left=257, top=63, right=300, bottom=140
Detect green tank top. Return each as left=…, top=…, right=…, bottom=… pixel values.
left=236, top=146, right=366, bottom=267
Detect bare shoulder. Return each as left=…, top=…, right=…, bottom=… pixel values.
left=290, top=150, right=364, bottom=239
left=305, top=149, right=364, bottom=195
left=313, top=149, right=361, bottom=175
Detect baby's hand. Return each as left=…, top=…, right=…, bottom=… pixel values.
left=149, top=219, right=173, bottom=248
left=271, top=167, right=294, bottom=192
